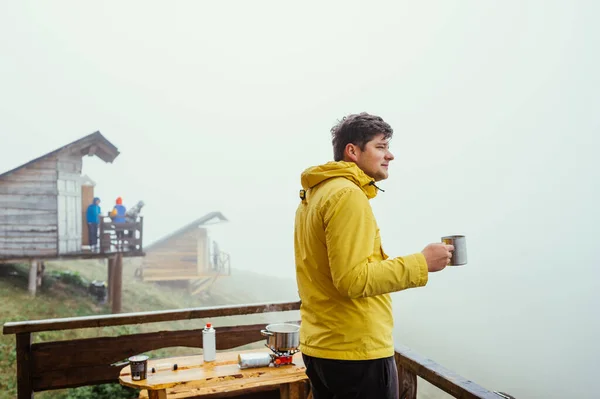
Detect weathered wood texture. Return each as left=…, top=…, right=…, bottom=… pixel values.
left=396, top=351, right=417, bottom=399
left=0, top=159, right=59, bottom=258
left=111, top=254, right=123, bottom=313
left=143, top=228, right=199, bottom=280
left=121, top=350, right=308, bottom=399
left=16, top=333, right=33, bottom=399
left=394, top=345, right=501, bottom=399
left=29, top=324, right=281, bottom=391
left=3, top=301, right=302, bottom=334
left=57, top=167, right=83, bottom=254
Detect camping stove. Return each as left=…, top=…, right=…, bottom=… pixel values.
left=269, top=347, right=299, bottom=367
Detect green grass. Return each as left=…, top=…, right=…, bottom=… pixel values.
left=0, top=259, right=299, bottom=399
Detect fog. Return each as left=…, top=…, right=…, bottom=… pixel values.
left=1, top=1, right=598, bottom=397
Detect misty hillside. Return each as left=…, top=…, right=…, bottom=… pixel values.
left=209, top=268, right=299, bottom=305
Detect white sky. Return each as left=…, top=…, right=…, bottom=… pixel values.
left=1, top=2, right=598, bottom=397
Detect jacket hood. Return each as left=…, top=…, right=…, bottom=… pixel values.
left=300, top=161, right=382, bottom=199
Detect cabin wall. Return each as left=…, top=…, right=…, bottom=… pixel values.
left=0, top=158, right=59, bottom=257
left=197, top=228, right=208, bottom=274
left=56, top=154, right=83, bottom=254
left=143, top=228, right=199, bottom=279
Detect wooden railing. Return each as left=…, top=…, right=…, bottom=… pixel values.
left=99, top=216, right=144, bottom=254
left=2, top=301, right=508, bottom=399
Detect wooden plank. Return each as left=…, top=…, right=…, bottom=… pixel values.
left=0, top=194, right=57, bottom=211
left=139, top=386, right=281, bottom=399
left=0, top=224, right=57, bottom=232
left=142, top=275, right=201, bottom=282
left=0, top=249, right=57, bottom=258
left=0, top=214, right=56, bottom=225
left=0, top=231, right=58, bottom=239
left=148, top=390, right=167, bottom=399
left=32, top=363, right=121, bottom=392
left=29, top=326, right=285, bottom=392
left=58, top=170, right=82, bottom=180
left=23, top=159, right=58, bottom=170
left=112, top=254, right=123, bottom=313
left=0, top=208, right=54, bottom=216
left=0, top=237, right=57, bottom=244
left=31, top=324, right=275, bottom=371
left=395, top=351, right=417, bottom=399
left=119, top=350, right=307, bottom=394
left=142, top=267, right=198, bottom=274
left=394, top=345, right=501, bottom=399
left=28, top=261, right=37, bottom=296
left=1, top=169, right=57, bottom=182
left=0, top=243, right=57, bottom=250
left=57, top=159, right=82, bottom=174
left=16, top=332, right=34, bottom=399
left=280, top=380, right=309, bottom=399
left=107, top=257, right=114, bottom=304
left=0, top=182, right=58, bottom=195
left=3, top=301, right=302, bottom=334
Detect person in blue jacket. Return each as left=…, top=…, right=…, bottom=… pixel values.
left=110, top=197, right=127, bottom=223
left=110, top=197, right=127, bottom=242
left=86, top=197, right=101, bottom=251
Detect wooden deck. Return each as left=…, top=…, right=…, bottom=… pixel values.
left=1, top=301, right=511, bottom=398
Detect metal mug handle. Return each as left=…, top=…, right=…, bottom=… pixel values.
left=260, top=330, right=273, bottom=337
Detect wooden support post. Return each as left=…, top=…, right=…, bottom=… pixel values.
left=107, top=257, right=114, bottom=303
left=148, top=389, right=167, bottom=399
left=36, top=261, right=45, bottom=289
left=280, top=380, right=309, bottom=399
left=28, top=260, right=37, bottom=296
left=112, top=253, right=123, bottom=314
left=138, top=216, right=144, bottom=251
left=16, top=332, right=33, bottom=399
left=395, top=351, right=417, bottom=399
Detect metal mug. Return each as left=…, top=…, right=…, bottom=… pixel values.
left=129, top=355, right=149, bottom=381
left=441, top=235, right=467, bottom=266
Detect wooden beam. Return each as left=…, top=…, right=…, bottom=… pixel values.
left=29, top=323, right=289, bottom=391
left=394, top=345, right=501, bottom=399
left=107, top=257, right=114, bottom=304
left=112, top=254, right=123, bottom=314
left=395, top=351, right=417, bottom=399
left=16, top=333, right=33, bottom=399
left=28, top=260, right=37, bottom=296
left=36, top=261, right=45, bottom=288
left=31, top=323, right=277, bottom=371
left=3, top=301, right=302, bottom=335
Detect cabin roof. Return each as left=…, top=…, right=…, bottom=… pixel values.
left=145, top=212, right=229, bottom=251
left=0, top=131, right=120, bottom=180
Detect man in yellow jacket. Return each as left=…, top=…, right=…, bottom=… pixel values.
left=294, top=112, right=454, bottom=399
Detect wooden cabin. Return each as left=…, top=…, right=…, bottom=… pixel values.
left=0, top=131, right=133, bottom=261
left=140, top=212, right=231, bottom=293
left=0, top=131, right=145, bottom=304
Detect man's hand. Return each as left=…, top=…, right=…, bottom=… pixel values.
left=421, top=243, right=454, bottom=272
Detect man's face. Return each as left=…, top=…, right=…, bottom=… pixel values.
left=350, top=133, right=395, bottom=182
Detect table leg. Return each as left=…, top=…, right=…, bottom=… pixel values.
left=280, top=381, right=309, bottom=399
left=148, top=388, right=167, bottom=399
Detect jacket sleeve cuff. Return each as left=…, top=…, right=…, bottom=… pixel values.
left=411, top=252, right=429, bottom=286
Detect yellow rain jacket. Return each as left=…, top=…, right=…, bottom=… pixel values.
left=294, top=161, right=429, bottom=360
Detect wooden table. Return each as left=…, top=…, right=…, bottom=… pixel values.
left=119, top=349, right=310, bottom=399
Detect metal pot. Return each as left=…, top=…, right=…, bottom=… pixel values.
left=260, top=323, right=300, bottom=352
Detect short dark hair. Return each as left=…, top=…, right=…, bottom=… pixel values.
left=330, top=112, right=394, bottom=162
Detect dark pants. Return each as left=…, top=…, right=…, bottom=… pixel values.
left=88, top=223, right=98, bottom=247
left=302, top=354, right=399, bottom=399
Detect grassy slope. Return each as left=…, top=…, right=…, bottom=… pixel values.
left=0, top=259, right=299, bottom=399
